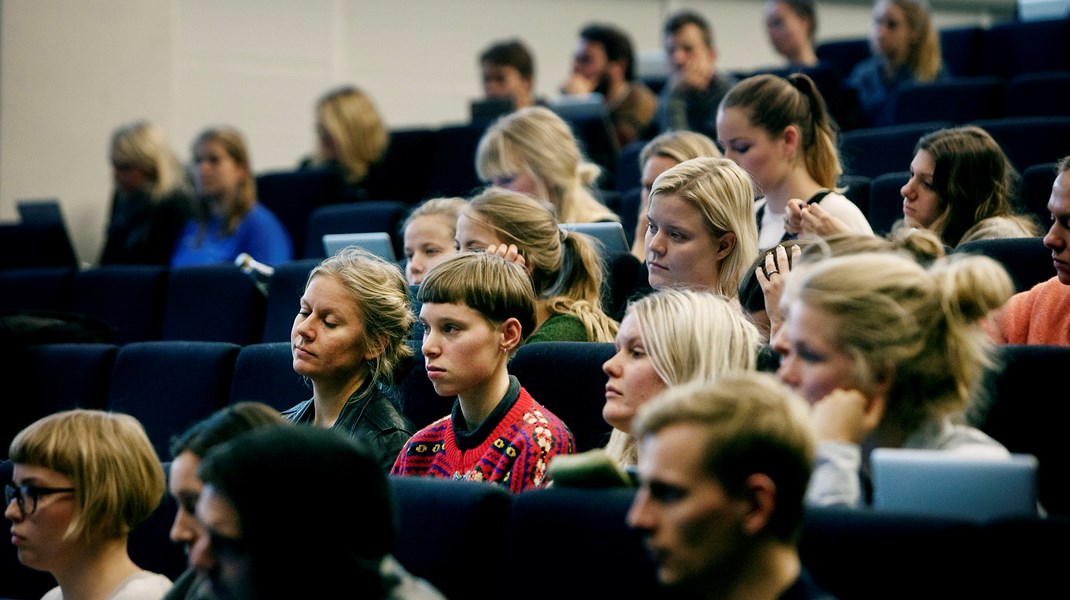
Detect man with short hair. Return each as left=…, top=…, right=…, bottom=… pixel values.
left=994, top=156, right=1070, bottom=345
left=561, top=23, right=657, bottom=147
left=655, top=10, right=738, bottom=139
left=627, top=373, right=836, bottom=600
left=480, top=39, right=538, bottom=111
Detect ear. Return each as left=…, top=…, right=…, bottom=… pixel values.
left=862, top=363, right=895, bottom=429
left=781, top=125, right=801, bottom=159
left=499, top=317, right=523, bottom=353
left=363, top=333, right=389, bottom=362
left=740, top=473, right=777, bottom=537
left=713, top=231, right=737, bottom=261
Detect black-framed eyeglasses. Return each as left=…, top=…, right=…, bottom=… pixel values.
left=4, top=483, right=76, bottom=516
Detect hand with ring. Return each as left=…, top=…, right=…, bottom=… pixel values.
left=756, top=244, right=802, bottom=340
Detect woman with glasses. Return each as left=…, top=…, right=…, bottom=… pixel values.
left=5, top=409, right=171, bottom=599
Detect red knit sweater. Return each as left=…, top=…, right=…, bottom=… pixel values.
left=391, top=386, right=574, bottom=493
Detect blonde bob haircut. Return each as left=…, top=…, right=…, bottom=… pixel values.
left=781, top=252, right=1013, bottom=434
left=638, top=130, right=722, bottom=168
left=417, top=251, right=538, bottom=345
left=633, top=372, right=815, bottom=542
left=475, top=106, right=617, bottom=224
left=605, top=289, right=761, bottom=466
left=649, top=157, right=759, bottom=297
left=110, top=120, right=190, bottom=202
left=314, top=86, right=389, bottom=185
left=8, top=410, right=165, bottom=544
left=306, top=246, right=414, bottom=384
left=400, top=196, right=467, bottom=238
left=192, top=126, right=256, bottom=235
left=462, top=187, right=618, bottom=342
left=879, top=0, right=942, bottom=82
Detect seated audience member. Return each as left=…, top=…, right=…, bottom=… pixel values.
left=561, top=23, right=657, bottom=147
left=401, top=197, right=466, bottom=286
left=301, top=86, right=389, bottom=195
left=630, top=130, right=722, bottom=260
left=480, top=39, right=539, bottom=111
left=284, top=247, right=416, bottom=473
left=476, top=105, right=618, bottom=223
left=655, top=10, right=738, bottom=139
left=456, top=187, right=618, bottom=343
left=628, top=373, right=834, bottom=600
left=192, top=426, right=444, bottom=600
left=645, top=157, right=758, bottom=296
left=772, top=252, right=1012, bottom=507
left=764, top=0, right=820, bottom=68
left=717, top=73, right=872, bottom=249
left=601, top=289, right=760, bottom=468
left=163, top=402, right=286, bottom=600
left=5, top=410, right=171, bottom=599
left=171, top=126, right=292, bottom=267
left=847, top=0, right=946, bottom=127
left=392, top=252, right=575, bottom=492
left=994, top=157, right=1070, bottom=346
left=100, top=120, right=195, bottom=265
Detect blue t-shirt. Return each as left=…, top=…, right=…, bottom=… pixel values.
left=171, top=203, right=293, bottom=267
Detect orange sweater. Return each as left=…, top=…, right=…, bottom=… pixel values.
left=995, top=277, right=1070, bottom=346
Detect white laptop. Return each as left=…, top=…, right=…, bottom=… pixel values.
left=870, top=448, right=1040, bottom=522
left=560, top=222, right=630, bottom=257
left=322, top=232, right=397, bottom=262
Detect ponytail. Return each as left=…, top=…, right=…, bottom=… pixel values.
left=787, top=73, right=842, bottom=189
left=545, top=231, right=619, bottom=343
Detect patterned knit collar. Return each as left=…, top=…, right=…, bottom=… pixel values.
left=451, top=375, right=521, bottom=450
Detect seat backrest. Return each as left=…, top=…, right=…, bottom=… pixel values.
left=840, top=122, right=950, bottom=179
left=866, top=171, right=909, bottom=235
left=229, top=342, right=311, bottom=412
left=107, top=341, right=240, bottom=459
left=256, top=168, right=345, bottom=259
left=977, top=17, right=1070, bottom=79
left=161, top=265, right=266, bottom=345
left=303, top=201, right=409, bottom=260
left=938, top=25, right=983, bottom=77
left=426, top=123, right=486, bottom=198
left=953, top=236, right=1053, bottom=293
left=261, top=258, right=320, bottom=343
left=71, top=265, right=168, bottom=344
left=615, top=140, right=645, bottom=195
left=362, top=128, right=437, bottom=204
left=1006, top=72, right=1070, bottom=118
left=1018, top=162, right=1059, bottom=226
left=973, top=115, right=1070, bottom=173
left=838, top=174, right=872, bottom=218
left=509, top=342, right=615, bottom=452
left=814, top=37, right=870, bottom=78
left=390, top=476, right=513, bottom=600
left=0, top=267, right=75, bottom=312
left=890, top=77, right=1005, bottom=126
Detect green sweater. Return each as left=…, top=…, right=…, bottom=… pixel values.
left=525, top=313, right=589, bottom=344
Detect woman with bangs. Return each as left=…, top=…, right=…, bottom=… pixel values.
left=5, top=410, right=171, bottom=600
left=475, top=106, right=618, bottom=224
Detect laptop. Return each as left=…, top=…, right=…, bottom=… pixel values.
left=560, top=222, right=630, bottom=257
left=870, top=448, right=1040, bottom=522
left=17, top=199, right=65, bottom=228
left=322, top=232, right=397, bottom=263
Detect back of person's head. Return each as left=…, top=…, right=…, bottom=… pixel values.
left=664, top=10, right=714, bottom=49
left=628, top=289, right=760, bottom=386
left=9, top=409, right=164, bottom=544
left=462, top=187, right=617, bottom=341
left=199, top=426, right=392, bottom=598
left=915, top=125, right=1022, bottom=247
left=476, top=106, right=612, bottom=223
left=110, top=120, right=188, bottom=200
left=880, top=0, right=942, bottom=81
left=720, top=73, right=842, bottom=189
left=638, top=130, right=722, bottom=169
left=192, top=126, right=256, bottom=225
left=580, top=23, right=638, bottom=81
left=783, top=252, right=1012, bottom=433
left=634, top=372, right=815, bottom=542
left=169, top=402, right=285, bottom=460
left=650, top=157, right=759, bottom=296
left=480, top=39, right=535, bottom=80
left=417, top=251, right=537, bottom=342
left=315, top=85, right=389, bottom=185
left=307, top=246, right=414, bottom=383
left=798, top=229, right=946, bottom=267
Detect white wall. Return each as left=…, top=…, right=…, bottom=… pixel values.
left=0, top=0, right=1008, bottom=264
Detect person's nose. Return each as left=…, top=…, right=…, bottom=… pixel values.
left=421, top=329, right=440, bottom=359
left=170, top=508, right=199, bottom=546
left=603, top=351, right=622, bottom=378
left=626, top=488, right=655, bottom=532
left=647, top=229, right=666, bottom=257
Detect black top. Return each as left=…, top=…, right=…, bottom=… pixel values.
left=100, top=187, right=195, bottom=265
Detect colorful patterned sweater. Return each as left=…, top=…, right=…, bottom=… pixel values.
left=391, top=376, right=574, bottom=493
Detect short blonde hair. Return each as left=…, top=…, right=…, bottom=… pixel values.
left=634, top=372, right=815, bottom=542
left=314, top=86, right=389, bottom=184
left=476, top=106, right=617, bottom=224
left=463, top=187, right=618, bottom=342
left=401, top=196, right=467, bottom=238
left=9, top=410, right=165, bottom=544
left=649, top=157, right=759, bottom=296
left=306, top=246, right=414, bottom=383
left=638, top=130, right=721, bottom=168
left=782, top=252, right=1013, bottom=433
left=110, top=120, right=190, bottom=202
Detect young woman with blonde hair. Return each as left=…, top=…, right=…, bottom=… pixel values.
left=401, top=197, right=467, bottom=286
left=476, top=106, right=617, bottom=224
left=307, top=86, right=389, bottom=189
left=772, top=252, right=1013, bottom=507
left=456, top=187, right=618, bottom=343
